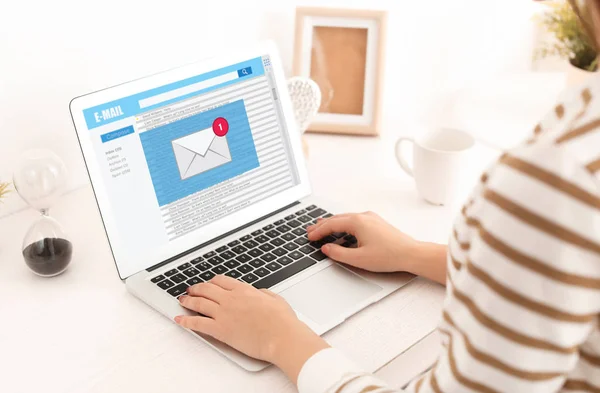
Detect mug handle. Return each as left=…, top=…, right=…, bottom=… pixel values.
left=395, top=137, right=414, bottom=177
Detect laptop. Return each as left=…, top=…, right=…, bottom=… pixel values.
left=70, top=41, right=414, bottom=371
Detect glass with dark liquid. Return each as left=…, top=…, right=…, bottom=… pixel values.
left=21, top=215, right=72, bottom=277
left=23, top=237, right=73, bottom=276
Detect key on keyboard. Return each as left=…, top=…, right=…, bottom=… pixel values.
left=167, top=284, right=188, bottom=297
left=183, top=267, right=200, bottom=277
left=231, top=246, right=248, bottom=254
left=287, top=220, right=301, bottom=228
left=271, top=238, right=285, bottom=246
left=292, top=228, right=306, bottom=236
left=260, top=253, right=276, bottom=262
left=171, top=273, right=186, bottom=283
left=278, top=256, right=293, bottom=265
left=294, top=237, right=309, bottom=245
left=253, top=257, right=316, bottom=289
left=212, top=265, right=228, bottom=275
left=242, top=273, right=259, bottom=283
left=157, top=279, right=175, bottom=289
left=283, top=243, right=298, bottom=251
left=259, top=243, right=275, bottom=252
left=195, top=261, right=211, bottom=271
left=208, top=256, right=224, bottom=266
left=243, top=240, right=259, bottom=248
left=281, top=233, right=295, bottom=241
left=276, top=225, right=291, bottom=233
left=266, top=262, right=282, bottom=271
left=272, top=248, right=287, bottom=257
left=220, top=251, right=235, bottom=260
left=254, top=267, right=269, bottom=277
left=151, top=275, right=165, bottom=283
left=236, top=254, right=251, bottom=263
left=250, top=259, right=265, bottom=268
left=308, top=208, right=327, bottom=218
left=226, top=270, right=242, bottom=279
left=200, top=271, right=215, bottom=281
left=299, top=245, right=315, bottom=254
left=266, top=230, right=280, bottom=238
left=224, top=260, right=241, bottom=269
left=248, top=249, right=263, bottom=258
left=289, top=251, right=303, bottom=260
left=255, top=235, right=270, bottom=243
left=310, top=250, right=327, bottom=261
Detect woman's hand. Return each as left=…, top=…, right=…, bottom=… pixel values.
left=307, top=212, right=447, bottom=284
left=175, top=275, right=329, bottom=382
left=307, top=211, right=420, bottom=272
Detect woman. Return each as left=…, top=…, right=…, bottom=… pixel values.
left=174, top=2, right=600, bottom=391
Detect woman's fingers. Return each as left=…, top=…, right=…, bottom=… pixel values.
left=307, top=216, right=356, bottom=240
left=174, top=315, right=219, bottom=337
left=320, top=243, right=363, bottom=265
left=179, top=295, right=220, bottom=317
left=187, top=282, right=227, bottom=303
left=211, top=274, right=246, bottom=290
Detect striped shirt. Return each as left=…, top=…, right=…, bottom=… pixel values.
left=297, top=82, right=600, bottom=393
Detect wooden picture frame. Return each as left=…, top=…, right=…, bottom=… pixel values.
left=293, top=7, right=387, bottom=136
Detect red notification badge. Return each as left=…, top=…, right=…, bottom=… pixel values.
left=212, top=117, right=229, bottom=137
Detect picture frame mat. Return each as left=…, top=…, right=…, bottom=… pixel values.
left=293, top=7, right=387, bottom=135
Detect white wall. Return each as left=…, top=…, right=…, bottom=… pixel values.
left=0, top=0, right=540, bottom=216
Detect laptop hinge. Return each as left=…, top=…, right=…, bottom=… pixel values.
left=146, top=201, right=301, bottom=272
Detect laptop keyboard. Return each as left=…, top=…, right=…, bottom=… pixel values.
left=150, top=205, right=357, bottom=297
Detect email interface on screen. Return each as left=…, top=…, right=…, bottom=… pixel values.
left=80, top=56, right=300, bottom=271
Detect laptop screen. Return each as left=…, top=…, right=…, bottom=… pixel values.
left=71, top=48, right=308, bottom=279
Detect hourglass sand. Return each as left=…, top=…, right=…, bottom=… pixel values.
left=13, top=149, right=73, bottom=277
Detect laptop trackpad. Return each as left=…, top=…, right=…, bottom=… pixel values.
left=279, top=264, right=382, bottom=326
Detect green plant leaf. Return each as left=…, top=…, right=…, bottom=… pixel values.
left=536, top=1, right=598, bottom=71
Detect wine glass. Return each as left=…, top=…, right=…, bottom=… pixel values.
left=13, top=149, right=73, bottom=277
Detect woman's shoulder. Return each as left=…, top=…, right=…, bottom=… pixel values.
left=516, top=79, right=600, bottom=193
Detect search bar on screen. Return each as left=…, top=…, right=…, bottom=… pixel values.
left=139, top=67, right=253, bottom=109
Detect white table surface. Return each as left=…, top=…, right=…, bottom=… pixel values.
left=0, top=92, right=547, bottom=392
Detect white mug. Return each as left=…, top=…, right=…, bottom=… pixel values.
left=395, top=128, right=475, bottom=206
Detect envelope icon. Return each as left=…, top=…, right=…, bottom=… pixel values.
left=171, top=128, right=232, bottom=179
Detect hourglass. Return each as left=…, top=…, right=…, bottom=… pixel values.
left=13, top=149, right=73, bottom=277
